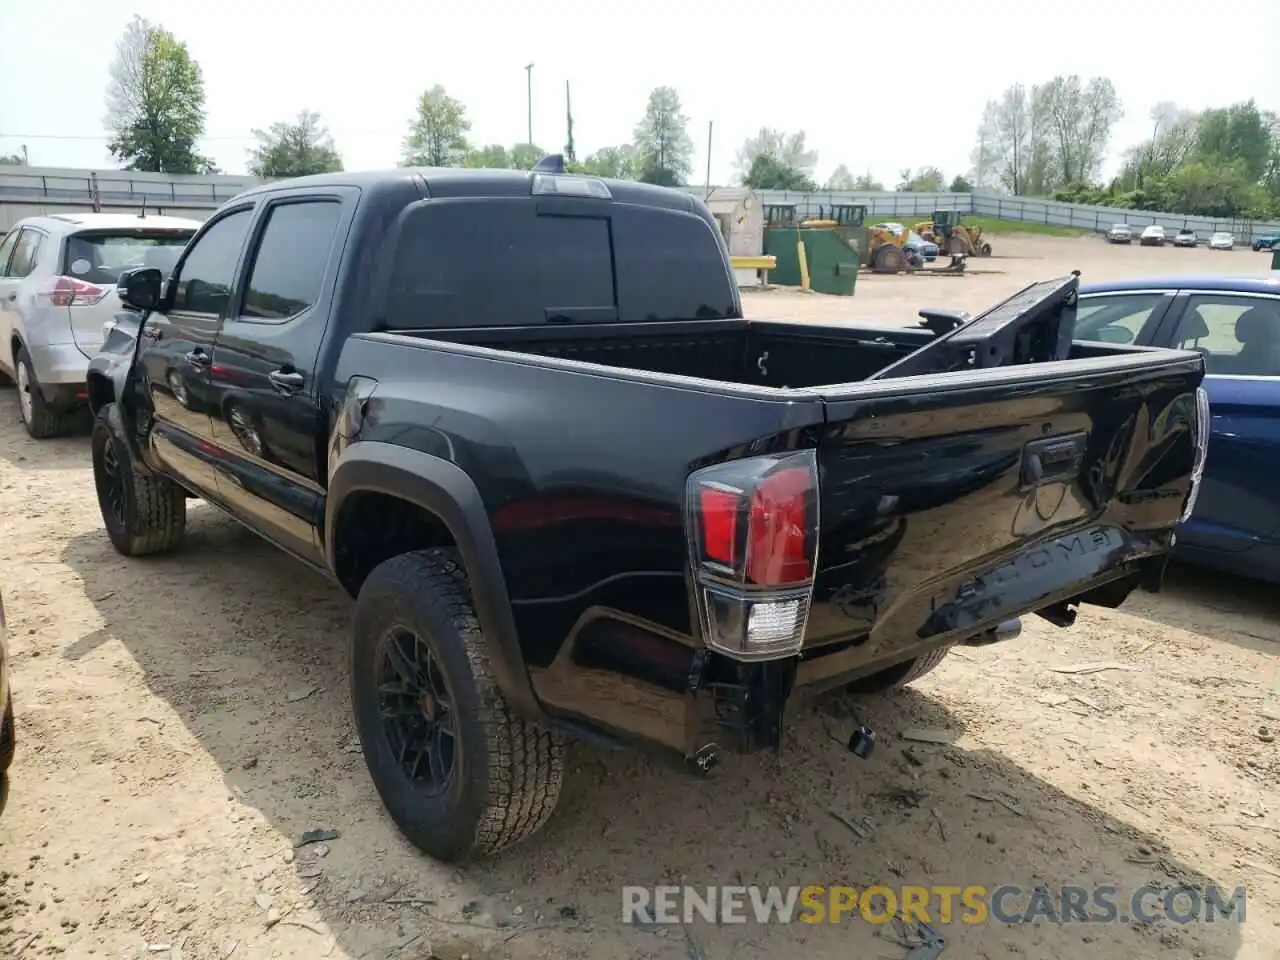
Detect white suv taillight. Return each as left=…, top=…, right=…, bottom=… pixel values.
left=685, top=450, right=819, bottom=661
left=37, top=275, right=110, bottom=308
left=1180, top=386, right=1211, bottom=522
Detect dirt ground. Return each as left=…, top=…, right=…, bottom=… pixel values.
left=0, top=232, right=1278, bottom=960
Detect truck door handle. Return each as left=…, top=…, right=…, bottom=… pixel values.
left=269, top=369, right=305, bottom=393
left=184, top=349, right=210, bottom=367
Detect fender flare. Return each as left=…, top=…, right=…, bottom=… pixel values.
left=325, top=441, right=544, bottom=722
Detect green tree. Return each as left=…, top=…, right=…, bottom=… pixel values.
left=1037, top=75, right=1123, bottom=185
left=247, top=110, right=342, bottom=179
left=850, top=171, right=884, bottom=191
left=949, top=175, right=973, bottom=193
left=103, top=16, right=214, bottom=173
left=734, top=128, right=817, bottom=189
left=0, top=154, right=23, bottom=166
left=824, top=164, right=856, bottom=190
left=402, top=85, right=471, bottom=167
left=1194, top=101, right=1273, bottom=182
left=509, top=143, right=545, bottom=170
left=464, top=144, right=510, bottom=168
left=632, top=86, right=694, bottom=186
left=742, top=154, right=816, bottom=191
left=897, top=166, right=946, bottom=192
left=579, top=145, right=637, bottom=179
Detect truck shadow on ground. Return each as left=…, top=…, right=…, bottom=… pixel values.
left=1122, top=561, right=1279, bottom=655
left=59, top=515, right=1244, bottom=960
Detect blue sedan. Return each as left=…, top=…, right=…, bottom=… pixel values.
left=1074, top=275, right=1280, bottom=582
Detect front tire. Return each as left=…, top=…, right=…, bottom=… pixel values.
left=15, top=346, right=74, bottom=439
left=351, top=549, right=566, bottom=863
left=91, top=404, right=187, bottom=556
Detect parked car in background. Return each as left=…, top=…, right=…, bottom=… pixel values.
left=1107, top=223, right=1133, bottom=244
left=904, top=231, right=938, bottom=262
left=0, top=213, right=199, bottom=439
left=1, top=590, right=12, bottom=816
left=1140, top=224, right=1167, bottom=247
left=1252, top=231, right=1280, bottom=252
left=1073, top=275, right=1280, bottom=582
left=1173, top=228, right=1198, bottom=248
left=1209, top=232, right=1235, bottom=251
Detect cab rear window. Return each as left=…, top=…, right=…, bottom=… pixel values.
left=63, top=230, right=194, bottom=286
left=384, top=197, right=737, bottom=328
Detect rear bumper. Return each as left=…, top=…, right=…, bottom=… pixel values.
left=27, top=342, right=90, bottom=395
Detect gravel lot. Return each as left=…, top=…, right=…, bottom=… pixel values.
left=0, top=233, right=1277, bottom=960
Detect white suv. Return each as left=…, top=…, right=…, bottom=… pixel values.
left=0, top=213, right=199, bottom=438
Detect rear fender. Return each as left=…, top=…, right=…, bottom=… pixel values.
left=325, top=441, right=544, bottom=722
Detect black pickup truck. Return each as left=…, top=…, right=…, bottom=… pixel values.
left=86, top=161, right=1208, bottom=863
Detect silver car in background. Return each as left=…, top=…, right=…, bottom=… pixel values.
left=0, top=213, right=199, bottom=438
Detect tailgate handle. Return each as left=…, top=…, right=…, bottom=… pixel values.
left=1021, top=431, right=1087, bottom=486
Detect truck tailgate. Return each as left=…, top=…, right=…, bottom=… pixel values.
left=803, top=351, right=1205, bottom=669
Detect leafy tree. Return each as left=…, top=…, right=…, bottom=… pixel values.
left=824, top=164, right=856, bottom=190
left=402, top=85, right=471, bottom=167
left=464, top=144, right=510, bottom=168
left=969, top=101, right=1000, bottom=191
left=742, top=154, right=817, bottom=191
left=734, top=128, right=817, bottom=189
left=632, top=86, right=694, bottom=186
left=103, top=16, right=214, bottom=173
left=247, top=110, right=342, bottom=179
left=949, top=175, right=973, bottom=193
left=578, top=145, right=637, bottom=179
left=1194, top=100, right=1273, bottom=182
left=1037, top=75, right=1122, bottom=185
left=897, top=167, right=946, bottom=192
left=0, top=154, right=23, bottom=166
left=509, top=143, right=545, bottom=170
left=850, top=171, right=884, bottom=191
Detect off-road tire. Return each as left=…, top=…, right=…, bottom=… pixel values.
left=842, top=646, right=952, bottom=695
left=15, top=346, right=75, bottom=439
left=351, top=548, right=566, bottom=863
left=91, top=403, right=186, bottom=556
left=0, top=698, right=14, bottom=773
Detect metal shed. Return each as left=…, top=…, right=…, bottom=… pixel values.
left=706, top=187, right=763, bottom=258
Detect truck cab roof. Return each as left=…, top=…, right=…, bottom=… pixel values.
left=231, top=167, right=704, bottom=214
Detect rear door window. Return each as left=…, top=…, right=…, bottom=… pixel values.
left=63, top=230, right=194, bottom=285
left=385, top=197, right=735, bottom=328
left=1170, top=294, right=1280, bottom=376
left=0, top=232, right=18, bottom=275
left=240, top=200, right=342, bottom=321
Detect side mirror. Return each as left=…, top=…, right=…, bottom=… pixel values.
left=117, top=266, right=163, bottom=313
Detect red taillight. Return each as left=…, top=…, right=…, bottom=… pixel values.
left=37, top=276, right=110, bottom=308
left=686, top=451, right=819, bottom=661
left=747, top=466, right=813, bottom=586
left=698, top=487, right=740, bottom=566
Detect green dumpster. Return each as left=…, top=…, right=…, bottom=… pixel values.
left=762, top=225, right=860, bottom=297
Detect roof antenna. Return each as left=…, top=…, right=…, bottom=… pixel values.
left=533, top=153, right=566, bottom=174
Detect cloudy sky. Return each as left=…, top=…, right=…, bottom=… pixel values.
left=2, top=1, right=1278, bottom=184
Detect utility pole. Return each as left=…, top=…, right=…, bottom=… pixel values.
left=564, top=80, right=576, bottom=164
left=524, top=63, right=534, bottom=146
left=704, top=121, right=713, bottom=200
